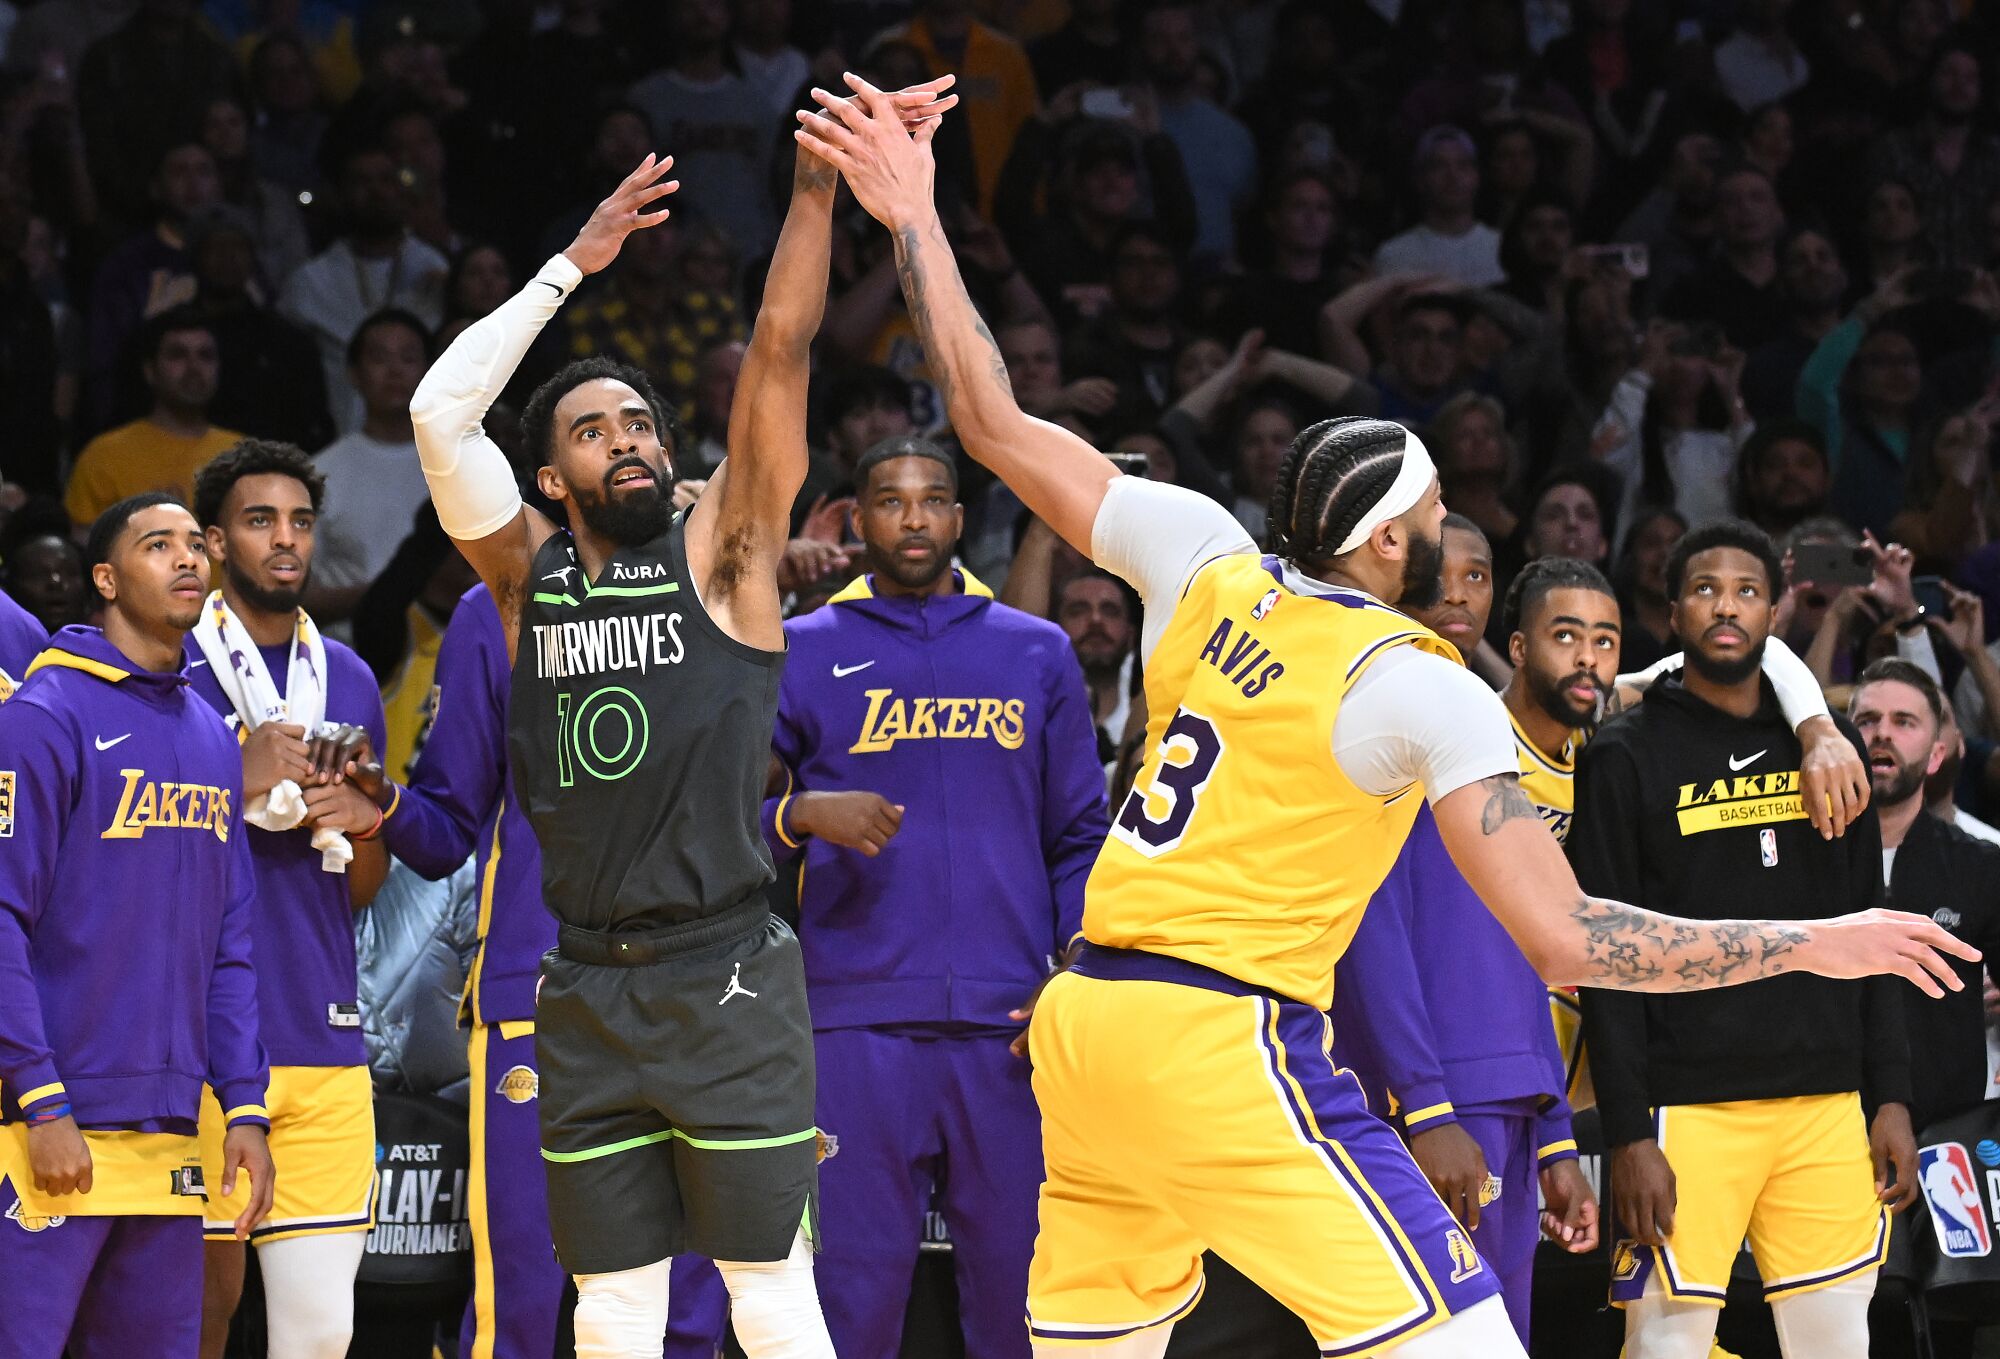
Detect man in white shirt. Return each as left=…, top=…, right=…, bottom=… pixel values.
left=735, top=0, right=809, bottom=117
left=279, top=143, right=447, bottom=435
left=306, top=310, right=433, bottom=628
left=627, top=0, right=778, bottom=258
left=1372, top=126, right=1504, bottom=288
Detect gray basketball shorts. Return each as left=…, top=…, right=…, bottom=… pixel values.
left=536, top=902, right=819, bottom=1274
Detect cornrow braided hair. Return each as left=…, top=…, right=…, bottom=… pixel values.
left=1265, top=417, right=1411, bottom=570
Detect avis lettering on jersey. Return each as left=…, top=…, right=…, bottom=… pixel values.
left=849, top=689, right=1027, bottom=754
left=532, top=612, right=685, bottom=682
left=1196, top=618, right=1285, bottom=698
left=100, top=769, right=234, bottom=841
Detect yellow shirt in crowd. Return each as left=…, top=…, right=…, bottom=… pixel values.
left=65, top=420, right=245, bottom=529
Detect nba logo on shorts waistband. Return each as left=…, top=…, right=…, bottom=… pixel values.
left=1759, top=827, right=1778, bottom=868
left=1920, top=1143, right=1992, bottom=1258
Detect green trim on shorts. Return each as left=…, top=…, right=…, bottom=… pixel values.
left=541, top=1126, right=818, bottom=1163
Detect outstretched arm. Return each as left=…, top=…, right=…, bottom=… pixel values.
left=409, top=155, right=679, bottom=652
left=1431, top=771, right=1976, bottom=996
left=797, top=74, right=1117, bottom=558
left=694, top=78, right=959, bottom=650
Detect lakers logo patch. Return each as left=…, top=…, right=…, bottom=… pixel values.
left=1445, top=1226, right=1482, bottom=1283
left=1612, top=1240, right=1642, bottom=1281
left=496, top=1065, right=539, bottom=1104
left=6, top=1198, right=64, bottom=1232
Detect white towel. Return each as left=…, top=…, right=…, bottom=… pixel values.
left=191, top=592, right=352, bottom=873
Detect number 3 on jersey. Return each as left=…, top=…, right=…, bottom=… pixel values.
left=1112, top=707, right=1224, bottom=856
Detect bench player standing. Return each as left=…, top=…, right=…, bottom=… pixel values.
left=409, top=82, right=957, bottom=1359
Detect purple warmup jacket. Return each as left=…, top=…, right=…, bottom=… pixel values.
left=381, top=585, right=548, bottom=1026
left=0, top=628, right=268, bottom=1131
left=0, top=590, right=46, bottom=694
left=764, top=571, right=1108, bottom=1033
left=1330, top=804, right=1578, bottom=1168
left=185, top=630, right=385, bottom=1067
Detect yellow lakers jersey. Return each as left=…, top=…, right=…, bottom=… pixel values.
left=1509, top=708, right=1595, bottom=1108
left=1509, top=708, right=1576, bottom=844
left=1083, top=554, right=1457, bottom=1009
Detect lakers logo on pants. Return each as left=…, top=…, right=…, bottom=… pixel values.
left=1609, top=1093, right=1887, bottom=1306
left=1026, top=966, right=1500, bottom=1354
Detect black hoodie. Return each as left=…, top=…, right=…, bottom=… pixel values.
left=1569, top=675, right=1910, bottom=1148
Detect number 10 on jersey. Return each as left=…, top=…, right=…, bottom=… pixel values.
left=554, top=685, right=652, bottom=786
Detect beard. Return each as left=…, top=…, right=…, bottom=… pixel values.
left=1683, top=632, right=1767, bottom=686
left=1396, top=527, right=1446, bottom=612
left=864, top=537, right=953, bottom=593
left=1872, top=747, right=1929, bottom=808
left=1529, top=663, right=1606, bottom=730
left=573, top=461, right=677, bottom=549
left=226, top=556, right=305, bottom=615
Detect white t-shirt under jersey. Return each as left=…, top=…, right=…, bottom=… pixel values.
left=1090, top=475, right=1517, bottom=803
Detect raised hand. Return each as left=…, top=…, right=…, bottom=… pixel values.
left=796, top=73, right=943, bottom=230
left=564, top=154, right=680, bottom=276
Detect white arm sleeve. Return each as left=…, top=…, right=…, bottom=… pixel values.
left=409, top=253, right=583, bottom=541
left=1619, top=635, right=1829, bottom=728
left=1333, top=646, right=1520, bottom=803
left=1090, top=475, right=1257, bottom=664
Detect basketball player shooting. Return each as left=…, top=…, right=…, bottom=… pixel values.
left=408, top=80, right=956, bottom=1359
left=796, top=76, right=1979, bottom=1359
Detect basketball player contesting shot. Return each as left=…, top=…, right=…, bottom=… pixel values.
left=407, top=80, right=956, bottom=1359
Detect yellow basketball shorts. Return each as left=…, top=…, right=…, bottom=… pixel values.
left=199, top=1064, right=376, bottom=1243
left=1, top=1125, right=205, bottom=1218
left=1609, top=1092, right=1886, bottom=1307
left=1027, top=948, right=1500, bottom=1355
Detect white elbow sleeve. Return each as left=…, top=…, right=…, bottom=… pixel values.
left=411, top=254, right=581, bottom=541
left=1762, top=634, right=1831, bottom=727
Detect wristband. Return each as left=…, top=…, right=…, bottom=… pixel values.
left=25, top=1101, right=72, bottom=1126
left=353, top=804, right=386, bottom=842
left=378, top=782, right=402, bottom=821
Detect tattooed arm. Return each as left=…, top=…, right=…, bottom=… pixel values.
left=795, top=74, right=1118, bottom=557
left=1431, top=769, right=1976, bottom=998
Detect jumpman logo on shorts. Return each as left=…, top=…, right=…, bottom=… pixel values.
left=718, top=962, right=758, bottom=1006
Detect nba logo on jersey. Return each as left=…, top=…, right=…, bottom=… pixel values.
left=1920, top=1143, right=1992, bottom=1258
left=1759, top=827, right=1778, bottom=867
left=1252, top=588, right=1279, bottom=621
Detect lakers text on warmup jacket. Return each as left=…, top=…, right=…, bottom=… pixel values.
left=1569, top=678, right=1909, bottom=1147
left=763, top=569, right=1109, bottom=1032
left=0, top=628, right=268, bottom=1139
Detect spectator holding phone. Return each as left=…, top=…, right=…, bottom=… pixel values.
left=1592, top=319, right=1756, bottom=553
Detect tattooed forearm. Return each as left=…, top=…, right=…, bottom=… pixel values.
left=794, top=149, right=837, bottom=194
left=1477, top=773, right=1540, bottom=835
left=892, top=220, right=1016, bottom=420
left=1567, top=897, right=1810, bottom=992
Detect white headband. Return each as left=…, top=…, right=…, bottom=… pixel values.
left=1333, top=428, right=1437, bottom=556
